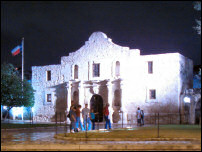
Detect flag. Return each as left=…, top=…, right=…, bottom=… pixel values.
left=11, top=45, right=22, bottom=56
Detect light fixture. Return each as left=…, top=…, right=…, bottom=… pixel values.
left=184, top=96, right=191, bottom=103
left=31, top=107, right=34, bottom=113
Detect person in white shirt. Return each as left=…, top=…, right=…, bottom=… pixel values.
left=82, top=103, right=92, bottom=131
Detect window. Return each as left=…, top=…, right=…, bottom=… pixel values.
left=149, top=90, right=156, bottom=99
left=47, top=94, right=52, bottom=102
left=47, top=71, right=51, bottom=81
left=115, top=61, right=120, bottom=77
left=74, top=65, right=78, bottom=79
left=148, top=61, right=153, bottom=74
left=93, top=63, right=100, bottom=77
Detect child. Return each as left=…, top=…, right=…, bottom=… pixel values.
left=90, top=109, right=96, bottom=130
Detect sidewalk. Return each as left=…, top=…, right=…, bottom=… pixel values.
left=1, top=142, right=201, bottom=151
left=1, top=119, right=60, bottom=124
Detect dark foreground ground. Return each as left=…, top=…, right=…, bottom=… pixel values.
left=1, top=121, right=201, bottom=151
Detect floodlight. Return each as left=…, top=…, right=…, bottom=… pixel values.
left=184, top=96, right=191, bottom=103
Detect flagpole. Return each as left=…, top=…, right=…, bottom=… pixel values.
left=21, top=37, right=24, bottom=121
left=22, top=37, right=24, bottom=82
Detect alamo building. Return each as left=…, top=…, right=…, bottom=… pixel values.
left=32, top=31, right=193, bottom=124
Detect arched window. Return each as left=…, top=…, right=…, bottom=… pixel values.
left=115, top=61, right=120, bottom=77
left=74, top=65, right=78, bottom=79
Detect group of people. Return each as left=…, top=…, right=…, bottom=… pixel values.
left=68, top=101, right=145, bottom=133
left=68, top=101, right=111, bottom=133
left=136, top=107, right=144, bottom=126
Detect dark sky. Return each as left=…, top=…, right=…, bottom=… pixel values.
left=1, top=1, right=201, bottom=72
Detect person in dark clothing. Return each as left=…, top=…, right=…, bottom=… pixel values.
left=69, top=105, right=76, bottom=133
left=141, top=110, right=144, bottom=125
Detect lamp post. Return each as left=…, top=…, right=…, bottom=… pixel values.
left=183, top=90, right=196, bottom=124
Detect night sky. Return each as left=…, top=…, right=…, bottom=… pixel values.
left=1, top=1, right=201, bottom=73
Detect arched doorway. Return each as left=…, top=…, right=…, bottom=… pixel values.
left=90, top=94, right=103, bottom=122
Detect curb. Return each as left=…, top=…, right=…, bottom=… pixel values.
left=54, top=134, right=200, bottom=142
left=1, top=126, right=69, bottom=131
left=1, top=143, right=201, bottom=151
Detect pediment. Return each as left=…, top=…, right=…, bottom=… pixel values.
left=67, top=32, right=130, bottom=62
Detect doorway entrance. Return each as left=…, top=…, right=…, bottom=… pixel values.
left=90, top=94, right=103, bottom=122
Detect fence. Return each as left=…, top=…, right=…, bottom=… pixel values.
left=55, top=111, right=200, bottom=139
left=55, top=112, right=67, bottom=125
left=54, top=111, right=199, bottom=129
left=125, top=113, right=189, bottom=125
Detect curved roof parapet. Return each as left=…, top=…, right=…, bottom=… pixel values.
left=130, top=49, right=140, bottom=55
left=88, top=31, right=108, bottom=42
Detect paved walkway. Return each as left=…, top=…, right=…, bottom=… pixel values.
left=1, top=140, right=201, bottom=151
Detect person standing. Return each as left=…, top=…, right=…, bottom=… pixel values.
left=82, top=103, right=91, bottom=131
left=90, top=109, right=97, bottom=130
left=137, top=107, right=141, bottom=126
left=76, top=105, right=84, bottom=131
left=141, top=110, right=144, bottom=125
left=67, top=100, right=75, bottom=132
left=69, top=105, right=77, bottom=133
left=103, top=103, right=111, bottom=130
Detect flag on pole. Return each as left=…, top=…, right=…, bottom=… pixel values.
left=11, top=45, right=22, bottom=56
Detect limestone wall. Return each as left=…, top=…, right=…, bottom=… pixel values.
left=32, top=64, right=67, bottom=122
left=31, top=32, right=193, bottom=124
left=60, top=32, right=140, bottom=81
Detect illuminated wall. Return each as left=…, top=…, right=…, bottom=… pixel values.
left=32, top=32, right=193, bottom=123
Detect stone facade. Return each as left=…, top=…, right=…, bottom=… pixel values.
left=32, top=32, right=193, bottom=124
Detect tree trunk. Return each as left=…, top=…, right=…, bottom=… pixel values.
left=4, top=107, right=12, bottom=120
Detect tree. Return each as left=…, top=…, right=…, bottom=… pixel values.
left=193, top=1, right=201, bottom=35
left=1, top=63, right=35, bottom=119
left=193, top=68, right=201, bottom=88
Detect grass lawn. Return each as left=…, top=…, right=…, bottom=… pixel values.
left=1, top=123, right=68, bottom=129
left=60, top=125, right=201, bottom=140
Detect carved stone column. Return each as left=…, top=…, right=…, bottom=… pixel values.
left=107, top=80, right=114, bottom=122
left=189, top=97, right=195, bottom=125
left=79, top=81, right=85, bottom=107
left=180, top=93, right=185, bottom=124
left=66, top=81, right=72, bottom=123
left=120, top=81, right=128, bottom=124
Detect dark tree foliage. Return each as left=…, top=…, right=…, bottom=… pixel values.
left=193, top=1, right=201, bottom=35
left=1, top=63, right=35, bottom=118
